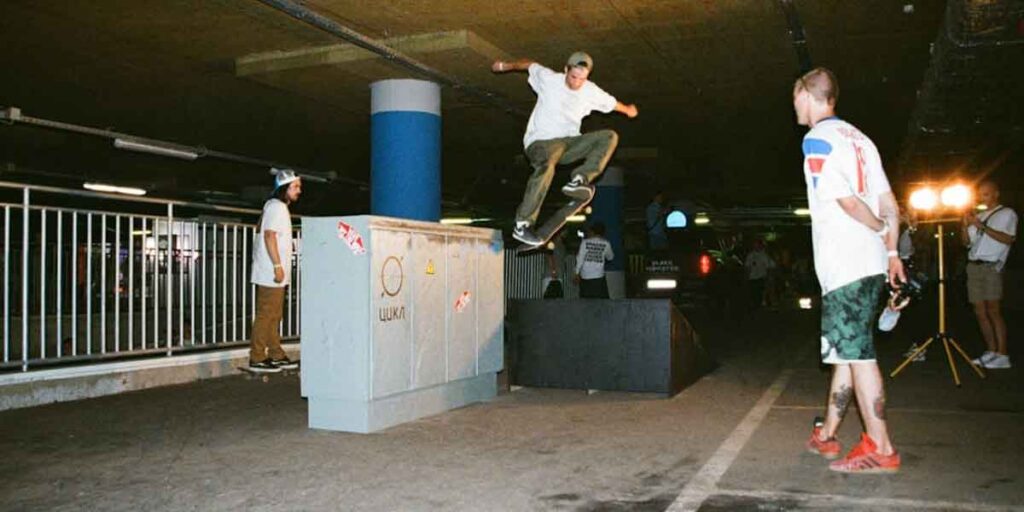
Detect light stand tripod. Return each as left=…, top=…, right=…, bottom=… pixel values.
left=889, top=220, right=986, bottom=386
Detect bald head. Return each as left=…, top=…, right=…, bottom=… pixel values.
left=978, top=180, right=1000, bottom=208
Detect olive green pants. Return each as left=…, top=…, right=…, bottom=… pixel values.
left=516, top=130, right=619, bottom=225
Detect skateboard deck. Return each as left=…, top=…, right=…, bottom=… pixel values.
left=237, top=365, right=299, bottom=382
left=517, top=197, right=592, bottom=253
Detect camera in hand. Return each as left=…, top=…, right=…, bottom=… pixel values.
left=889, top=262, right=928, bottom=305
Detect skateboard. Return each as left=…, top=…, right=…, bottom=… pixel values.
left=237, top=365, right=299, bottom=383
left=516, top=197, right=593, bottom=253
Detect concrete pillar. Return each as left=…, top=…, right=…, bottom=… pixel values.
left=370, top=79, right=441, bottom=222
left=591, top=166, right=625, bottom=298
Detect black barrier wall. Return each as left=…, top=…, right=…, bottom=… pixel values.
left=507, top=299, right=710, bottom=396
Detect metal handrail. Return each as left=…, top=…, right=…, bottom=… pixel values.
left=0, top=180, right=263, bottom=216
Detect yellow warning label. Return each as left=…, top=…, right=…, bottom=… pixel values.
left=426, top=260, right=436, bottom=275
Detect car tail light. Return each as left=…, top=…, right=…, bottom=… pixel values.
left=699, top=253, right=713, bottom=275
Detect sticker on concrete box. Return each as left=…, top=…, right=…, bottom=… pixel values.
left=337, top=221, right=366, bottom=255
left=454, top=291, right=471, bottom=313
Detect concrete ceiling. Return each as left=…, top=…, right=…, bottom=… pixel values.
left=1, top=0, right=1021, bottom=218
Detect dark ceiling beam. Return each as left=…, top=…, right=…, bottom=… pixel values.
left=776, top=0, right=813, bottom=74
left=254, top=0, right=527, bottom=117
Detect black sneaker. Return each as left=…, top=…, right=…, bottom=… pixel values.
left=248, top=359, right=282, bottom=373
left=513, top=223, right=542, bottom=246
left=271, top=357, right=299, bottom=370
left=561, top=176, right=594, bottom=200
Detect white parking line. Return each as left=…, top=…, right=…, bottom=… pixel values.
left=666, top=369, right=794, bottom=512
left=715, top=488, right=1024, bottom=511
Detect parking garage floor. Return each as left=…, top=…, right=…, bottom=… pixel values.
left=2, top=304, right=1022, bottom=511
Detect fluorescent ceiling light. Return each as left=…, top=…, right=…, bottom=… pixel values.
left=647, top=279, right=677, bottom=290
left=83, top=182, right=147, bottom=196
left=798, top=297, right=813, bottom=310
left=440, top=217, right=474, bottom=225
left=694, top=216, right=710, bottom=225
left=794, top=208, right=811, bottom=216
left=114, top=138, right=198, bottom=160
left=440, top=217, right=492, bottom=225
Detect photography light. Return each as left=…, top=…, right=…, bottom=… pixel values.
left=940, top=184, right=971, bottom=208
left=909, top=187, right=938, bottom=211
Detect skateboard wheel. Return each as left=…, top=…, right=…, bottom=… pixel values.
left=584, top=206, right=592, bottom=214
left=546, top=241, right=555, bottom=250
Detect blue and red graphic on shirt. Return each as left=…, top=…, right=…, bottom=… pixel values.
left=802, top=138, right=832, bottom=189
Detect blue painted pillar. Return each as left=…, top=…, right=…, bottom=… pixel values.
left=591, top=166, right=625, bottom=298
left=370, top=79, right=441, bottom=221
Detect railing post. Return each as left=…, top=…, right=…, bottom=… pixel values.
left=166, top=204, right=173, bottom=356
left=21, top=188, right=29, bottom=371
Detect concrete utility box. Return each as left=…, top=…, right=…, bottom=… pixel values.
left=301, top=216, right=504, bottom=433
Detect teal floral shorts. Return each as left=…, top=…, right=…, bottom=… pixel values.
left=820, top=274, right=885, bottom=364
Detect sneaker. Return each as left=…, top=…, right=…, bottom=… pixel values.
left=877, top=308, right=901, bottom=332
left=271, top=357, right=299, bottom=370
left=902, top=343, right=926, bottom=362
left=971, top=351, right=997, bottom=366
left=512, top=222, right=542, bottom=246
left=561, top=176, right=594, bottom=200
left=829, top=433, right=900, bottom=474
left=248, top=359, right=282, bottom=373
left=806, top=417, right=841, bottom=460
left=983, top=353, right=1011, bottom=369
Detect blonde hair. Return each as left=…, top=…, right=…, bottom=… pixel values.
left=794, top=67, right=839, bottom=105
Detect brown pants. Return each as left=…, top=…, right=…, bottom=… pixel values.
left=250, top=285, right=287, bottom=363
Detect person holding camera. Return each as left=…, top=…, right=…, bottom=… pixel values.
left=962, top=180, right=1018, bottom=369
left=794, top=68, right=906, bottom=473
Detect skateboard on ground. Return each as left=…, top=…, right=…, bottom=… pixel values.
left=237, top=365, right=299, bottom=383
left=516, top=197, right=593, bottom=253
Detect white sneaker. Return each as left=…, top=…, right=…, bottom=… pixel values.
left=878, top=308, right=901, bottom=332
left=983, top=354, right=1011, bottom=369
left=971, top=351, right=997, bottom=366
left=902, top=343, right=926, bottom=362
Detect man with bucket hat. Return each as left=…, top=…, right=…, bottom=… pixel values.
left=247, top=168, right=302, bottom=373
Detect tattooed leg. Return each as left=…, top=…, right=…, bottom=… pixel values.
left=852, top=362, right=895, bottom=455
left=821, top=364, right=853, bottom=440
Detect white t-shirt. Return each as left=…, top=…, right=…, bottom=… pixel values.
left=802, top=118, right=891, bottom=295
left=745, top=250, right=775, bottom=280
left=251, top=199, right=293, bottom=288
left=522, top=64, right=618, bottom=149
left=575, top=237, right=614, bottom=280
left=967, top=205, right=1018, bottom=271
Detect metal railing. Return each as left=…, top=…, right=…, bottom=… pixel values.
left=503, top=250, right=579, bottom=305
left=0, top=182, right=300, bottom=371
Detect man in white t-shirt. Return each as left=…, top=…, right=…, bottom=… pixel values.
left=575, top=223, right=614, bottom=298
left=795, top=68, right=906, bottom=474
left=744, top=239, right=775, bottom=309
left=491, top=52, right=638, bottom=246
left=247, top=169, right=302, bottom=373
left=962, top=180, right=1017, bottom=369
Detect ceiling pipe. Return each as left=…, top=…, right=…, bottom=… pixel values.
left=1, top=106, right=344, bottom=184
left=254, top=0, right=528, bottom=117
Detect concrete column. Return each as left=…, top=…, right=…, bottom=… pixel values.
left=370, top=79, right=441, bottom=221
left=591, top=166, right=625, bottom=298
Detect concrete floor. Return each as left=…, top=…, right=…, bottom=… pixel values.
left=1, top=303, right=1022, bottom=511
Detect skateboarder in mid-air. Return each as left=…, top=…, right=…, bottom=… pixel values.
left=492, top=51, right=639, bottom=246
